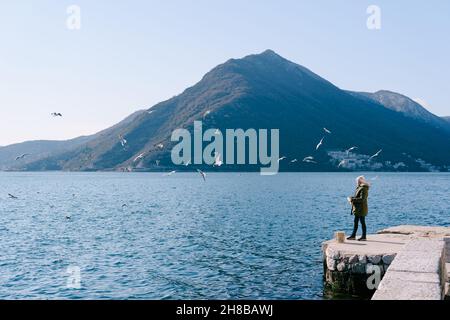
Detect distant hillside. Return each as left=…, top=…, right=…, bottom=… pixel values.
left=4, top=50, right=450, bottom=172
left=0, top=137, right=90, bottom=170
left=0, top=110, right=145, bottom=171
left=347, top=90, right=450, bottom=133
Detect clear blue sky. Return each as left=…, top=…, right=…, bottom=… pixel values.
left=1, top=0, right=449, bottom=145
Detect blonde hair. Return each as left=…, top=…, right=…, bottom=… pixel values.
left=356, top=175, right=370, bottom=186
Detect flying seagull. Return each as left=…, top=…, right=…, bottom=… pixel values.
left=156, top=143, right=164, bottom=150
left=147, top=110, right=154, bottom=114
left=278, top=156, right=287, bottom=163
left=197, top=169, right=206, bottom=182
left=8, top=193, right=18, bottom=199
left=214, top=153, right=223, bottom=167
left=346, top=146, right=358, bottom=155
left=338, top=160, right=346, bottom=168
left=164, top=170, right=176, bottom=176
left=323, top=128, right=332, bottom=134
left=203, top=110, right=211, bottom=118
left=316, top=137, right=325, bottom=150
left=184, top=160, right=191, bottom=166
left=51, top=112, right=62, bottom=117
left=15, top=153, right=30, bottom=161
left=155, top=160, right=160, bottom=166
left=214, top=129, right=221, bottom=135
left=134, top=153, right=146, bottom=162
left=290, top=159, right=298, bottom=163
left=369, top=149, right=383, bottom=161
left=119, top=135, right=127, bottom=147
left=303, top=156, right=315, bottom=162
left=304, top=159, right=317, bottom=164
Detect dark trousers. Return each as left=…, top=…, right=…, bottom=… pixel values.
left=351, top=216, right=366, bottom=238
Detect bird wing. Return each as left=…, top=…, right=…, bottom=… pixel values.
left=197, top=169, right=206, bottom=181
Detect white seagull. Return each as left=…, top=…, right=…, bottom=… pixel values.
left=369, top=149, right=383, bottom=161
left=316, top=137, right=325, bottom=150
left=164, top=170, right=176, bottom=176
left=156, top=143, right=164, bottom=149
left=338, top=160, right=346, bottom=168
left=155, top=160, right=160, bottom=166
left=303, top=156, right=315, bottom=162
left=214, top=129, right=221, bottom=135
left=119, top=135, right=127, bottom=147
left=290, top=159, right=298, bottom=163
left=134, top=153, right=146, bottom=162
left=278, top=156, right=287, bottom=163
left=197, top=169, right=206, bottom=182
left=203, top=110, right=211, bottom=118
left=184, top=160, right=191, bottom=166
left=346, top=146, right=358, bottom=155
left=323, top=128, right=332, bottom=134
left=214, top=153, right=223, bottom=167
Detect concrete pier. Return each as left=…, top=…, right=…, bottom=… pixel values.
left=322, top=225, right=450, bottom=299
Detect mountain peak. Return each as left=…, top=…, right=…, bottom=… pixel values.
left=259, top=49, right=282, bottom=57
left=239, top=49, right=288, bottom=64
left=202, top=49, right=327, bottom=90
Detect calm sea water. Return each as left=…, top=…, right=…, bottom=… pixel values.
left=0, top=172, right=449, bottom=300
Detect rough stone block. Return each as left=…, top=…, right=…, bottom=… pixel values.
left=326, top=247, right=340, bottom=260
left=348, top=255, right=359, bottom=264
left=382, top=254, right=396, bottom=265
left=327, top=257, right=336, bottom=271
left=336, top=262, right=347, bottom=272
left=445, top=263, right=450, bottom=281
left=368, top=255, right=382, bottom=264
left=351, top=263, right=367, bottom=274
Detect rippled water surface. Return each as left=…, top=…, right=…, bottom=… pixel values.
left=0, top=172, right=449, bottom=299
